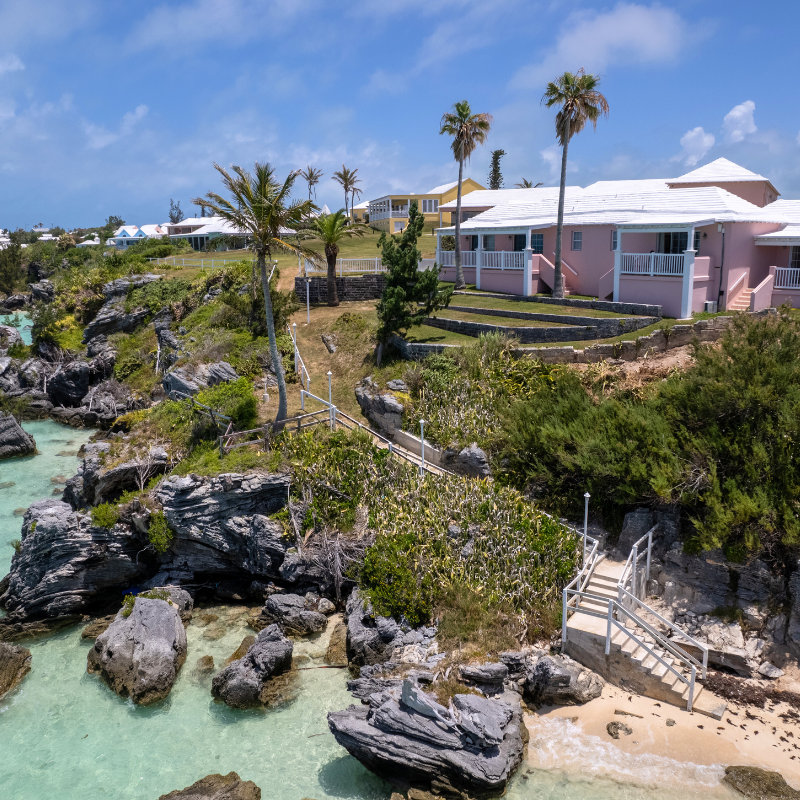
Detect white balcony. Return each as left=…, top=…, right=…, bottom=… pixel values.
left=438, top=250, right=522, bottom=269
left=774, top=267, right=800, bottom=289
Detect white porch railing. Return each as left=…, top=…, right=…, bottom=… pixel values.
left=620, top=253, right=685, bottom=276
left=301, top=257, right=385, bottom=276
left=439, top=250, right=519, bottom=268
left=775, top=267, right=800, bottom=289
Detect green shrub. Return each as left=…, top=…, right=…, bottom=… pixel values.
left=91, top=503, right=120, bottom=529
left=147, top=511, right=173, bottom=554
left=9, top=538, right=21, bottom=553
left=121, top=593, right=136, bottom=617
left=6, top=341, right=29, bottom=358
left=196, top=377, right=258, bottom=430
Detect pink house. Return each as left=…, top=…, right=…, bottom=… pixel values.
left=436, top=159, right=800, bottom=318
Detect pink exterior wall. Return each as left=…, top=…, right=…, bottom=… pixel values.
left=772, top=289, right=800, bottom=309
left=619, top=275, right=684, bottom=317
left=478, top=269, right=524, bottom=294
left=438, top=265, right=476, bottom=284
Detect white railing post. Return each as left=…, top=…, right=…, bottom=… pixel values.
left=562, top=590, right=568, bottom=644
left=605, top=600, right=613, bottom=655
left=583, top=491, right=590, bottom=568
left=687, top=665, right=696, bottom=712
left=681, top=248, right=696, bottom=319
left=292, top=323, right=298, bottom=373
left=475, top=237, right=482, bottom=290
left=327, top=371, right=333, bottom=430
left=649, top=252, right=655, bottom=276
left=419, top=419, right=426, bottom=476
left=646, top=527, right=652, bottom=583
left=613, top=234, right=622, bottom=300
left=524, top=248, right=533, bottom=296
left=701, top=648, right=708, bottom=679
left=300, top=389, right=305, bottom=411
left=631, top=544, right=639, bottom=599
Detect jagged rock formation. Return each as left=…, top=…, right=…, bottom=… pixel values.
left=345, top=589, right=438, bottom=668
left=441, top=443, right=492, bottom=478
left=328, top=678, right=526, bottom=796
left=0, top=641, right=32, bottom=699
left=158, top=772, right=261, bottom=800
left=0, top=324, right=23, bottom=352
left=82, top=274, right=161, bottom=343
left=28, top=280, right=54, bottom=302
left=162, top=362, right=239, bottom=396
left=211, top=624, right=293, bottom=709
left=354, top=377, right=404, bottom=438
left=252, top=593, right=327, bottom=636
left=87, top=595, right=187, bottom=704
left=523, top=654, right=604, bottom=706
left=0, top=411, right=36, bottom=459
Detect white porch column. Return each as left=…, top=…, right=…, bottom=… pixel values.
left=681, top=248, right=696, bottom=319
left=613, top=228, right=622, bottom=301
left=435, top=230, right=442, bottom=272
left=475, top=234, right=483, bottom=290
left=524, top=228, right=533, bottom=296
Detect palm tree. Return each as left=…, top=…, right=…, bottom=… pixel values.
left=350, top=184, right=363, bottom=219
left=305, top=209, right=368, bottom=306
left=439, top=100, right=492, bottom=289
left=193, top=162, right=315, bottom=428
left=332, top=165, right=359, bottom=219
left=300, top=165, right=323, bottom=202
left=515, top=178, right=543, bottom=188
left=543, top=69, right=609, bottom=298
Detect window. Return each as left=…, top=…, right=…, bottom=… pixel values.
left=611, top=230, right=618, bottom=251
left=513, top=234, right=526, bottom=252
left=422, top=199, right=439, bottom=214
left=571, top=231, right=582, bottom=251
left=791, top=246, right=800, bottom=269
left=531, top=233, right=544, bottom=254
left=469, top=235, right=479, bottom=250
left=657, top=231, right=702, bottom=254
left=483, top=234, right=495, bottom=252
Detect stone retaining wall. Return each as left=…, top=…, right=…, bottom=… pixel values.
left=394, top=316, right=737, bottom=363
left=295, top=275, right=387, bottom=303
left=446, top=305, right=660, bottom=337
left=454, top=291, right=662, bottom=317
left=423, top=316, right=598, bottom=343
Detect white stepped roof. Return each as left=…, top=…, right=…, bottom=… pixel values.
left=583, top=178, right=670, bottom=194
left=754, top=224, right=800, bottom=245
left=440, top=185, right=568, bottom=210
left=352, top=200, right=369, bottom=210
left=669, top=157, right=771, bottom=185
left=448, top=185, right=781, bottom=232
left=761, top=199, right=800, bottom=223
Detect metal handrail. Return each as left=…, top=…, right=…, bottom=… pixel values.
left=287, top=324, right=311, bottom=390
left=617, top=587, right=708, bottom=678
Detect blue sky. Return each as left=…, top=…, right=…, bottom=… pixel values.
left=1, top=0, right=799, bottom=230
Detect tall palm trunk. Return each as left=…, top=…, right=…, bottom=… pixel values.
left=326, top=243, right=339, bottom=306
left=553, top=119, right=570, bottom=299
left=454, top=146, right=465, bottom=289
left=258, top=251, right=288, bottom=428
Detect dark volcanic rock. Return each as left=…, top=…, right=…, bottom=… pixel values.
left=158, top=771, right=261, bottom=800
left=0, top=411, right=36, bottom=458
left=0, top=641, right=32, bottom=699
left=523, top=654, right=604, bottom=705
left=28, top=279, right=54, bottom=302
left=255, top=593, right=327, bottom=636
left=47, top=360, right=93, bottom=406
left=211, top=624, right=293, bottom=709
left=723, top=766, right=800, bottom=798
left=0, top=498, right=149, bottom=621
left=82, top=301, right=150, bottom=343
left=102, top=274, right=161, bottom=299
left=460, top=662, right=509, bottom=692
left=86, top=596, right=187, bottom=704
left=162, top=362, right=239, bottom=396
left=0, top=324, right=23, bottom=351
left=327, top=678, right=526, bottom=796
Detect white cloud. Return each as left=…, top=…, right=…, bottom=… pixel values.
left=512, top=3, right=694, bottom=89
left=540, top=144, right=563, bottom=181
left=678, top=126, right=715, bottom=166
left=84, top=104, right=148, bottom=150
left=723, top=100, right=757, bottom=143
left=0, top=54, right=24, bottom=76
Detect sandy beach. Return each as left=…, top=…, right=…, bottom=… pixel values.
left=525, top=682, right=800, bottom=791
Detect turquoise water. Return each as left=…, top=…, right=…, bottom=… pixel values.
left=0, top=422, right=738, bottom=799
left=0, top=311, right=32, bottom=345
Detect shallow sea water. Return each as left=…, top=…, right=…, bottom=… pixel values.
left=0, top=422, right=739, bottom=799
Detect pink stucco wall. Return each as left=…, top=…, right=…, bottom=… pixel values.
left=478, top=269, right=524, bottom=294
left=667, top=180, right=778, bottom=207
left=619, top=275, right=684, bottom=317
left=438, top=265, right=476, bottom=284
left=772, top=289, right=800, bottom=308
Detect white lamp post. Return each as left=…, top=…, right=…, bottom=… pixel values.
left=583, top=491, right=591, bottom=567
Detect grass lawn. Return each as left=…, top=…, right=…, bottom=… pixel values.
left=431, top=310, right=572, bottom=328
left=448, top=292, right=635, bottom=319
left=405, top=325, right=482, bottom=345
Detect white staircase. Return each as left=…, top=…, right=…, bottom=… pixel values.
left=562, top=530, right=726, bottom=720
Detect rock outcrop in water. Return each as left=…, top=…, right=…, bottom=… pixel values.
left=211, top=624, right=293, bottom=709
left=0, top=411, right=36, bottom=459
left=86, top=595, right=187, bottom=704
left=722, top=765, right=800, bottom=799
left=158, top=772, right=261, bottom=800
left=0, top=641, right=32, bottom=699
left=252, top=592, right=328, bottom=636
left=1, top=472, right=299, bottom=624
left=328, top=677, right=526, bottom=796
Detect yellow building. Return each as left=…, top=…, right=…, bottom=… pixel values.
left=366, top=178, right=485, bottom=233
left=351, top=199, right=369, bottom=223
